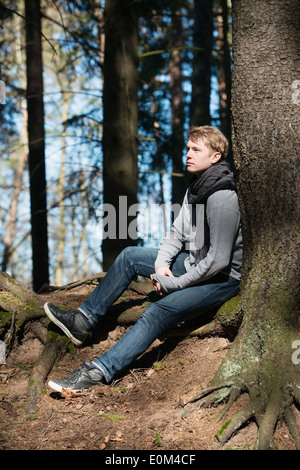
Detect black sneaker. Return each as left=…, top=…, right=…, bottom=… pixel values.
left=48, top=361, right=104, bottom=393
left=44, top=302, right=92, bottom=346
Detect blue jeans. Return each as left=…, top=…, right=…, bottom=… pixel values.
left=80, top=247, right=239, bottom=382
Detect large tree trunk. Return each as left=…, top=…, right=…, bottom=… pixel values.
left=185, top=0, right=300, bottom=450
left=25, top=0, right=49, bottom=292
left=101, top=0, right=139, bottom=270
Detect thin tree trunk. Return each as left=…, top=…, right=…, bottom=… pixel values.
left=216, top=0, right=232, bottom=166
left=2, top=109, right=27, bottom=272
left=102, top=0, right=139, bottom=270
left=151, top=100, right=167, bottom=235
left=169, top=8, right=186, bottom=207
left=25, top=0, right=49, bottom=292
left=190, top=0, right=213, bottom=127
left=55, top=98, right=67, bottom=286
left=2, top=13, right=28, bottom=272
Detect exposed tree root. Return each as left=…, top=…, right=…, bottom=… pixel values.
left=181, top=264, right=300, bottom=451
left=43, top=273, right=105, bottom=292
left=182, top=368, right=300, bottom=450
left=0, top=273, right=68, bottom=415
left=0, top=272, right=46, bottom=361
left=0, top=270, right=246, bottom=429
left=0, top=272, right=45, bottom=323
left=1, top=272, right=242, bottom=418
left=26, top=337, right=64, bottom=417
left=284, top=406, right=300, bottom=449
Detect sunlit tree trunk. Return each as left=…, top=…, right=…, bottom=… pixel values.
left=2, top=12, right=28, bottom=273
left=55, top=98, right=67, bottom=286
left=2, top=108, right=27, bottom=272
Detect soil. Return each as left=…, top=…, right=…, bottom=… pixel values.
left=0, top=282, right=298, bottom=452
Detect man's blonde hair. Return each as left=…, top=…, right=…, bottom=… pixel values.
left=188, top=125, right=229, bottom=159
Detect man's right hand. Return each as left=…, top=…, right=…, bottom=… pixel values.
left=154, top=266, right=174, bottom=277
left=150, top=266, right=174, bottom=296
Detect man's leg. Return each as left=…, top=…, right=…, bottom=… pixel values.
left=79, top=246, right=161, bottom=325
left=44, top=246, right=187, bottom=345
left=48, top=275, right=239, bottom=391
left=93, top=275, right=239, bottom=382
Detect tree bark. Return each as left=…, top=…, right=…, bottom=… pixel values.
left=0, top=272, right=45, bottom=324
left=2, top=109, right=27, bottom=272
left=2, top=12, right=28, bottom=273
left=102, top=0, right=139, bottom=270
left=25, top=0, right=49, bottom=292
left=184, top=0, right=300, bottom=449
left=216, top=0, right=233, bottom=167
left=190, top=0, right=213, bottom=127
left=169, top=8, right=187, bottom=207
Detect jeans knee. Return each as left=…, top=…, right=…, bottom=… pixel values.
left=121, top=246, right=144, bottom=266
left=122, top=246, right=137, bottom=256
left=141, top=304, right=164, bottom=329
left=141, top=305, right=154, bottom=322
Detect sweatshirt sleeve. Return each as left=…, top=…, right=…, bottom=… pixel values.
left=152, top=190, right=240, bottom=294
left=154, top=191, right=190, bottom=270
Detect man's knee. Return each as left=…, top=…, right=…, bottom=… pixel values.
left=121, top=246, right=142, bottom=263
left=141, top=303, right=167, bottom=328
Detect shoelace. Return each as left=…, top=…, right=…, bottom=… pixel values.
left=66, top=367, right=86, bottom=384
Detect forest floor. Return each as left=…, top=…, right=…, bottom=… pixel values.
left=0, top=281, right=298, bottom=453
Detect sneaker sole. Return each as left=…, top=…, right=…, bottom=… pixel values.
left=44, top=303, right=83, bottom=346
left=48, top=380, right=64, bottom=393
left=48, top=380, right=83, bottom=393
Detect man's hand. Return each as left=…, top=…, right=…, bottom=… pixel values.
left=155, top=266, right=174, bottom=277
left=150, top=266, right=174, bottom=296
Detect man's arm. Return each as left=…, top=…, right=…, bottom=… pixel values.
left=151, top=191, right=190, bottom=296
left=152, top=190, right=241, bottom=294
left=154, top=191, right=190, bottom=271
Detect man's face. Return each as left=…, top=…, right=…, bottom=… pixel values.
left=186, top=138, right=221, bottom=176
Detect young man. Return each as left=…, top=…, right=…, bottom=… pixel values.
left=44, top=126, right=243, bottom=393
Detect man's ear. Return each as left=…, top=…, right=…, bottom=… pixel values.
left=211, top=152, right=222, bottom=163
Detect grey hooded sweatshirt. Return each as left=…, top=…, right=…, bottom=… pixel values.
left=152, top=189, right=243, bottom=294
